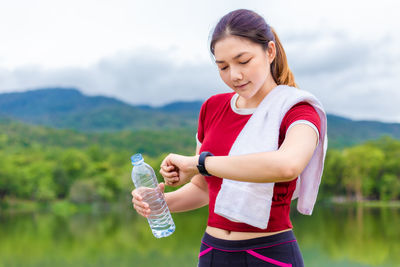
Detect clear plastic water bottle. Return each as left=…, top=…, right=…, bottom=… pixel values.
left=131, top=153, right=175, bottom=238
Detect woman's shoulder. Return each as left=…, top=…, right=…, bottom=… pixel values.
left=281, top=101, right=321, bottom=134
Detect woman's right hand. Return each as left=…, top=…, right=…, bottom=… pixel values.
left=131, top=183, right=165, bottom=218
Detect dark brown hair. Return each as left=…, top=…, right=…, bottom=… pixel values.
left=210, top=9, right=297, bottom=87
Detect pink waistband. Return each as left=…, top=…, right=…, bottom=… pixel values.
left=198, top=239, right=295, bottom=267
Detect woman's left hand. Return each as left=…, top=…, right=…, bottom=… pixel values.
left=160, top=153, right=199, bottom=186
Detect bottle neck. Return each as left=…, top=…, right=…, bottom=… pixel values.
left=132, top=160, right=144, bottom=166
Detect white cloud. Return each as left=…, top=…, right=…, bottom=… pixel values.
left=287, top=31, right=400, bottom=122
left=0, top=0, right=399, bottom=122
left=0, top=48, right=226, bottom=106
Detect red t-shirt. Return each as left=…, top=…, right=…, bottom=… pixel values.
left=197, top=92, right=321, bottom=232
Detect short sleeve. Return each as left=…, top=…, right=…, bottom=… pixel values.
left=196, top=99, right=208, bottom=145
left=279, top=102, right=321, bottom=146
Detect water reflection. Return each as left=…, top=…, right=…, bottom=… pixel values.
left=0, top=204, right=398, bottom=267
left=292, top=204, right=400, bottom=267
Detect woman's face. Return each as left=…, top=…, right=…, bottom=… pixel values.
left=214, top=35, right=276, bottom=105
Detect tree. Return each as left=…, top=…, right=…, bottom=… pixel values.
left=342, top=145, right=385, bottom=201
left=321, top=149, right=346, bottom=197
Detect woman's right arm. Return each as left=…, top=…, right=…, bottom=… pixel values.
left=164, top=173, right=208, bottom=213
left=132, top=144, right=209, bottom=217
left=165, top=143, right=208, bottom=213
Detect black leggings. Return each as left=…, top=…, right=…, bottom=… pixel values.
left=198, top=230, right=304, bottom=267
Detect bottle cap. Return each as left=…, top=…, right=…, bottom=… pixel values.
left=131, top=153, right=144, bottom=165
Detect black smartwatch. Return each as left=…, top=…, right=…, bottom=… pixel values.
left=197, top=151, right=214, bottom=176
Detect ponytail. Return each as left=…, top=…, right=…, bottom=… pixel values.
left=270, top=27, right=298, bottom=88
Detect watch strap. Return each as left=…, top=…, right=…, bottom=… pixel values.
left=197, top=151, right=214, bottom=176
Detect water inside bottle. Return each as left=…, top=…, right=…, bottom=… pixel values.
left=136, top=187, right=175, bottom=238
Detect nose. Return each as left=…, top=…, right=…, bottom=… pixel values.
left=230, top=66, right=243, bottom=81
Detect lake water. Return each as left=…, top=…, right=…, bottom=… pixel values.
left=0, top=203, right=399, bottom=267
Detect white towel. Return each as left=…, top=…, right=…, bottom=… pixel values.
left=214, top=85, right=328, bottom=229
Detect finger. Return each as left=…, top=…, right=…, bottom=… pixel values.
left=164, top=175, right=179, bottom=184
left=166, top=175, right=180, bottom=182
left=163, top=165, right=177, bottom=172
left=165, top=178, right=180, bottom=187
left=133, top=203, right=151, bottom=217
left=159, top=167, right=168, bottom=175
left=160, top=155, right=170, bottom=168
left=159, top=169, right=179, bottom=180
left=163, top=153, right=175, bottom=167
left=167, top=165, right=176, bottom=171
left=131, top=190, right=143, bottom=201
left=161, top=165, right=176, bottom=172
left=137, top=207, right=149, bottom=218
left=159, top=169, right=169, bottom=178
left=132, top=197, right=149, bottom=209
left=160, top=165, right=177, bottom=176
left=160, top=170, right=178, bottom=178
left=134, top=199, right=149, bottom=209
left=159, top=182, right=165, bottom=193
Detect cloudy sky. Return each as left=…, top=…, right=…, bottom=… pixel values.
left=0, top=0, right=399, bottom=122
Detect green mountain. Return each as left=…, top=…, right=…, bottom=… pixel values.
left=327, top=114, right=400, bottom=148
left=1, top=87, right=399, bottom=148
left=0, top=88, right=200, bottom=131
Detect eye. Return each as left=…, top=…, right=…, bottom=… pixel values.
left=239, top=58, right=251, bottom=65
left=220, top=66, right=228, bottom=71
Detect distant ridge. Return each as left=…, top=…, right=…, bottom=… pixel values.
left=326, top=114, right=400, bottom=147
left=0, top=87, right=199, bottom=131
left=0, top=87, right=399, bottom=147
left=0, top=88, right=129, bottom=116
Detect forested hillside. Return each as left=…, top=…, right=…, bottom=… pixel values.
left=0, top=118, right=196, bottom=204
left=1, top=88, right=400, bottom=206
left=0, top=88, right=199, bottom=131
left=1, top=88, right=400, bottom=148
left=1, top=118, right=399, bottom=204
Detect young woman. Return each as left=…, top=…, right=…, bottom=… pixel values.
left=132, top=9, right=327, bottom=267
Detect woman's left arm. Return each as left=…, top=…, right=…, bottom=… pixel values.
left=161, top=123, right=318, bottom=184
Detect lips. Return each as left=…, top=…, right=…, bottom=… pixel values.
left=234, top=82, right=250, bottom=89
